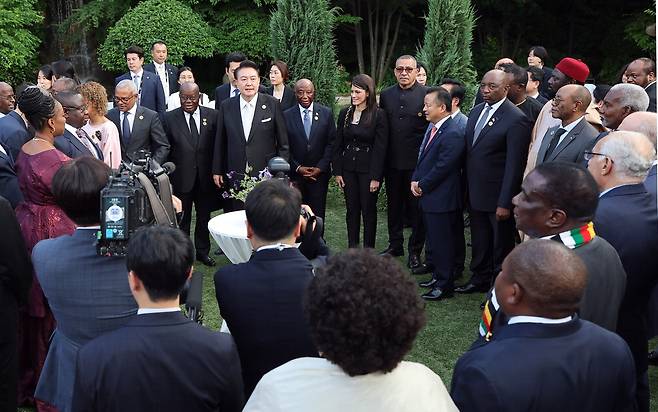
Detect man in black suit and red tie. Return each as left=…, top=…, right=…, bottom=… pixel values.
left=283, top=79, right=335, bottom=219
left=212, top=60, right=289, bottom=191
left=456, top=69, right=531, bottom=294
left=163, top=83, right=219, bottom=267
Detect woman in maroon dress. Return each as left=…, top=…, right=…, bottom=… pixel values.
left=14, top=86, right=75, bottom=410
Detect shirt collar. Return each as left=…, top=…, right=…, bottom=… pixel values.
left=599, top=183, right=634, bottom=198
left=130, top=69, right=144, bottom=78
left=184, top=107, right=200, bottom=118
left=240, top=95, right=255, bottom=108
left=299, top=103, right=314, bottom=116
left=486, top=97, right=506, bottom=113
left=64, top=123, right=79, bottom=136
left=137, top=307, right=181, bottom=315
left=432, top=115, right=450, bottom=130
left=645, top=81, right=656, bottom=90
left=450, top=108, right=462, bottom=118
left=560, top=115, right=585, bottom=133
left=256, top=243, right=295, bottom=252
left=508, top=315, right=573, bottom=325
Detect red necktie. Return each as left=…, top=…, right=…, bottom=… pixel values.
left=424, top=126, right=438, bottom=152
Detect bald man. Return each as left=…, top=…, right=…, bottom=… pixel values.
left=589, top=131, right=658, bottom=412
left=457, top=70, right=531, bottom=294
left=162, top=82, right=220, bottom=267
left=0, top=82, right=15, bottom=117
left=534, top=85, right=598, bottom=165
left=283, top=79, right=335, bottom=219
left=451, top=240, right=636, bottom=411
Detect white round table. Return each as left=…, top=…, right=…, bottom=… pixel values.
left=208, top=211, right=252, bottom=264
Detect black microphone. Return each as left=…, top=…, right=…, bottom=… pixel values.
left=161, top=162, right=176, bottom=174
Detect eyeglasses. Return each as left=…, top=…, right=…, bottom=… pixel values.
left=115, top=95, right=137, bottom=103
left=395, top=66, right=416, bottom=73
left=64, top=105, right=86, bottom=112
left=583, top=151, right=614, bottom=162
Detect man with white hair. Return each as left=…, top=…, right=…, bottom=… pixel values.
left=588, top=131, right=658, bottom=412
left=618, top=111, right=657, bottom=197
left=107, top=79, right=169, bottom=164
left=599, top=83, right=650, bottom=131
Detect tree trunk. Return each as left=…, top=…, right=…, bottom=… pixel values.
left=352, top=0, right=365, bottom=73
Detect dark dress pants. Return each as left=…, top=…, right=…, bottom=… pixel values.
left=343, top=170, right=378, bottom=248
left=296, top=173, right=329, bottom=220
left=0, top=285, right=17, bottom=412
left=385, top=168, right=424, bottom=254
left=468, top=210, right=516, bottom=287
left=177, top=178, right=216, bottom=256
left=423, top=210, right=459, bottom=291
left=454, top=211, right=466, bottom=275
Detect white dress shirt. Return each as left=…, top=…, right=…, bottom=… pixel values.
left=230, top=85, right=240, bottom=97
left=240, top=95, right=256, bottom=140
left=0, top=142, right=7, bottom=155
left=508, top=315, right=572, bottom=325
left=475, top=97, right=506, bottom=128
left=299, top=102, right=314, bottom=126
left=137, top=307, right=181, bottom=315
left=450, top=108, right=462, bottom=119
left=121, top=103, right=138, bottom=132
left=183, top=108, right=201, bottom=134
left=0, top=112, right=5, bottom=119
left=153, top=62, right=170, bottom=98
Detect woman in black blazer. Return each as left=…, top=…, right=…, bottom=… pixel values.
left=528, top=46, right=554, bottom=99
left=266, top=60, right=296, bottom=111
left=333, top=74, right=388, bottom=248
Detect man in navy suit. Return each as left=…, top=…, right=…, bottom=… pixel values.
left=439, top=78, right=468, bottom=134
left=456, top=70, right=531, bottom=294
left=115, top=45, right=166, bottom=113
left=0, top=82, right=15, bottom=118
left=588, top=131, right=657, bottom=412
left=0, top=142, right=22, bottom=208
left=53, top=91, right=103, bottom=160
left=214, top=180, right=318, bottom=397
left=618, top=111, right=657, bottom=197
left=0, top=94, right=31, bottom=161
left=412, top=87, right=465, bottom=301
left=451, top=239, right=637, bottom=412
left=143, top=41, right=178, bottom=102
left=283, top=79, right=335, bottom=219
left=73, top=226, right=244, bottom=412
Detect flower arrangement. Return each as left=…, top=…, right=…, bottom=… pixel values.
left=222, top=165, right=273, bottom=203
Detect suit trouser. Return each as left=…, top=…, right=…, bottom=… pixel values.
left=468, top=210, right=516, bottom=287
left=296, top=173, right=330, bottom=220
left=423, top=210, right=459, bottom=291
left=0, top=285, right=17, bottom=412
left=343, top=170, right=379, bottom=248
left=385, top=169, right=425, bottom=254
left=177, top=178, right=216, bottom=256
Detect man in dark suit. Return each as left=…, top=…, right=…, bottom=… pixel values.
left=53, top=91, right=103, bottom=160
left=526, top=66, right=549, bottom=105
left=0, top=143, right=22, bottom=208
left=379, top=55, right=427, bottom=268
left=412, top=87, right=465, bottom=301
left=457, top=70, right=531, bottom=294
left=163, top=83, right=219, bottom=267
left=0, top=104, right=30, bottom=161
left=212, top=60, right=289, bottom=189
left=501, top=64, right=543, bottom=123
left=73, top=226, right=244, bottom=412
left=0, top=196, right=31, bottom=412
left=214, top=180, right=318, bottom=397
left=107, top=79, right=169, bottom=164
left=214, top=52, right=267, bottom=109
left=451, top=239, right=637, bottom=412
left=283, top=79, right=335, bottom=219
left=625, top=58, right=656, bottom=112
left=535, top=85, right=598, bottom=166
left=144, top=41, right=178, bottom=102
left=439, top=78, right=468, bottom=133
left=618, top=111, right=657, bottom=198
left=115, top=45, right=166, bottom=113
left=0, top=82, right=15, bottom=118
left=588, top=131, right=658, bottom=412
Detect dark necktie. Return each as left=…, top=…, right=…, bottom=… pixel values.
left=543, top=128, right=567, bottom=161
left=189, top=114, right=200, bottom=146
left=472, top=104, right=492, bottom=145
left=122, top=112, right=132, bottom=146
left=303, top=109, right=311, bottom=139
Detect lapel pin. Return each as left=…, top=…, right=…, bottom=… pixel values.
left=262, top=104, right=267, bottom=109
left=314, top=114, right=319, bottom=121
left=202, top=118, right=207, bottom=126
left=138, top=115, right=144, bottom=120
left=418, top=112, right=423, bottom=117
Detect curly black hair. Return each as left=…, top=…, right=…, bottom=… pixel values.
left=305, top=249, right=426, bottom=376
left=17, top=86, right=56, bottom=131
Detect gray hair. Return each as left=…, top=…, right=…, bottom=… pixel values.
left=609, top=83, right=650, bottom=112
left=115, top=79, right=137, bottom=94
left=600, top=131, right=656, bottom=179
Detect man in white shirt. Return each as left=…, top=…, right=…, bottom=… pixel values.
left=114, top=45, right=166, bottom=113
left=144, top=41, right=178, bottom=102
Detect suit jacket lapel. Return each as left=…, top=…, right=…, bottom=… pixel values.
left=308, top=109, right=321, bottom=143
left=131, top=107, right=146, bottom=151
left=419, top=117, right=450, bottom=162
left=472, top=103, right=504, bottom=148
left=176, top=109, right=196, bottom=149
left=66, top=129, right=92, bottom=156
left=232, top=97, right=247, bottom=143
left=248, top=94, right=266, bottom=143
left=550, top=119, right=584, bottom=160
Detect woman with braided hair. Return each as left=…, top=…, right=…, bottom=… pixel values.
left=14, top=86, right=75, bottom=410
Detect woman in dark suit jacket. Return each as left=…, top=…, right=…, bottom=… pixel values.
left=266, top=60, right=296, bottom=111
left=528, top=46, right=554, bottom=99
left=333, top=74, right=388, bottom=248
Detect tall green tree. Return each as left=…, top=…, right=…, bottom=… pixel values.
left=270, top=0, right=340, bottom=107
left=0, top=0, right=43, bottom=84
left=417, top=0, right=477, bottom=109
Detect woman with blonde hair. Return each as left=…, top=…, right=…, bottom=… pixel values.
left=79, top=82, right=122, bottom=169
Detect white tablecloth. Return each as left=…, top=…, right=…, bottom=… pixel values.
left=208, top=211, right=252, bottom=264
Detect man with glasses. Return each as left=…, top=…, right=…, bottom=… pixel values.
left=379, top=55, right=428, bottom=270
left=54, top=91, right=103, bottom=160
left=0, top=82, right=15, bottom=118
left=107, top=80, right=169, bottom=164
left=588, top=131, right=658, bottom=412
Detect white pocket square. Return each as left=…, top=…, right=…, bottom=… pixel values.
left=261, top=117, right=272, bottom=123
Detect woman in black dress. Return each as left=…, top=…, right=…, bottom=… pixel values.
left=265, top=60, right=296, bottom=111
left=333, top=74, right=388, bottom=248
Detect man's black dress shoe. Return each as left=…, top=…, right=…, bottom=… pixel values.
left=196, top=254, right=216, bottom=267
left=419, top=278, right=438, bottom=288
left=649, top=350, right=658, bottom=366
left=379, top=247, right=404, bottom=257
left=455, top=283, right=489, bottom=294
left=408, top=254, right=421, bottom=269
left=422, top=287, right=454, bottom=301
left=411, top=263, right=434, bottom=275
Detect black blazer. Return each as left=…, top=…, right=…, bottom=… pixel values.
left=214, top=83, right=267, bottom=110
left=465, top=99, right=531, bottom=212
left=0, top=145, right=22, bottom=208
left=0, top=196, right=32, bottom=305
left=214, top=248, right=318, bottom=396
left=115, top=71, right=166, bottom=113
left=212, top=93, right=289, bottom=177
left=645, top=163, right=656, bottom=198
left=594, top=183, right=658, bottom=376
left=535, top=117, right=598, bottom=165
left=539, top=66, right=554, bottom=99
left=332, top=107, right=388, bottom=181
left=412, top=117, right=465, bottom=213
left=379, top=82, right=428, bottom=170
left=451, top=318, right=637, bottom=411
left=0, top=111, right=31, bottom=161
left=264, top=85, right=296, bottom=111
left=163, top=107, right=219, bottom=193
left=107, top=105, right=170, bottom=165
left=54, top=128, right=103, bottom=160
left=143, top=62, right=179, bottom=95
left=283, top=103, right=335, bottom=179
left=645, top=82, right=656, bottom=113
left=72, top=312, right=244, bottom=412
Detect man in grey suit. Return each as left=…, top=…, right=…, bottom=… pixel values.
left=440, top=78, right=468, bottom=133
left=107, top=80, right=169, bottom=164
left=32, top=157, right=138, bottom=412
left=535, top=85, right=598, bottom=166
